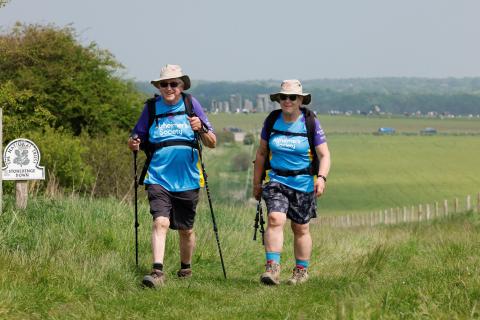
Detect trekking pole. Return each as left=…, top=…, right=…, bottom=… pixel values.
left=259, top=203, right=265, bottom=245
left=196, top=138, right=227, bottom=279
left=132, top=134, right=140, bottom=268
left=253, top=200, right=260, bottom=241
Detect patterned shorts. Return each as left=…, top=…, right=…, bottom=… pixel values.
left=262, top=182, right=317, bottom=224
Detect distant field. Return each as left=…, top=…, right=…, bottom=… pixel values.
left=209, top=113, right=480, bottom=134
left=202, top=134, right=480, bottom=217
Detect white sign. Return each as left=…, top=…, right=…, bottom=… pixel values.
left=2, top=138, right=45, bottom=180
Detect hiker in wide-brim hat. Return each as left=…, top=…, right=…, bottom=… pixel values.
left=150, top=64, right=192, bottom=91
left=253, top=79, right=331, bottom=286
left=269, top=79, right=311, bottom=105
left=128, top=63, right=216, bottom=288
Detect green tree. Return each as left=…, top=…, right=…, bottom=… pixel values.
left=0, top=23, right=144, bottom=136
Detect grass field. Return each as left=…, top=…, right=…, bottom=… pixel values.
left=209, top=113, right=480, bottom=134
left=201, top=134, right=480, bottom=216
left=1, top=114, right=479, bottom=318
left=1, top=196, right=479, bottom=319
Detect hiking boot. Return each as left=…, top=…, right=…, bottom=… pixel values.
left=286, top=267, right=309, bottom=285
left=177, top=268, right=192, bottom=278
left=260, top=261, right=281, bottom=285
left=142, top=269, right=165, bottom=288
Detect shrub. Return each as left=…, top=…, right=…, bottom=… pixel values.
left=215, top=131, right=235, bottom=145
left=243, top=132, right=254, bottom=145
left=27, top=127, right=94, bottom=192
left=231, top=152, right=251, bottom=172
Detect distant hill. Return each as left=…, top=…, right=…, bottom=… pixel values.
left=135, top=78, right=480, bottom=115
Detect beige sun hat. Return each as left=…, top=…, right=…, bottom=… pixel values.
left=270, top=79, right=311, bottom=105
left=150, top=64, right=191, bottom=90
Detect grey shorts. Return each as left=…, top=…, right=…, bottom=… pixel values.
left=146, top=184, right=200, bottom=230
left=262, top=182, right=317, bottom=224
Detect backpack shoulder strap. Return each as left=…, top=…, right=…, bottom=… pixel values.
left=301, top=107, right=319, bottom=175
left=264, top=109, right=282, bottom=141
left=146, top=94, right=159, bottom=130
left=181, top=92, right=195, bottom=117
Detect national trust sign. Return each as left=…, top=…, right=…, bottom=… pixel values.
left=2, top=138, right=45, bottom=180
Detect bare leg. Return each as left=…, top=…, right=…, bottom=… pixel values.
left=291, top=222, right=312, bottom=261
left=152, top=216, right=170, bottom=264
left=264, top=212, right=287, bottom=253
left=179, top=228, right=195, bottom=264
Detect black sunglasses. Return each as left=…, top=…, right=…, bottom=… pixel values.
left=159, top=81, right=180, bottom=88
left=279, top=94, right=298, bottom=101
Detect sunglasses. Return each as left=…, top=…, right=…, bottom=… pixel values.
left=159, top=81, right=180, bottom=88
left=279, top=94, right=298, bottom=101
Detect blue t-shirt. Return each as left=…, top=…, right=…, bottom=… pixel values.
left=261, top=113, right=326, bottom=193
left=132, top=95, right=214, bottom=192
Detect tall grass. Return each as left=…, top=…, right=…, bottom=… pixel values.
left=1, top=195, right=479, bottom=319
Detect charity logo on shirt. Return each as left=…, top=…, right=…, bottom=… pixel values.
left=272, top=136, right=303, bottom=150
left=157, top=122, right=189, bottom=137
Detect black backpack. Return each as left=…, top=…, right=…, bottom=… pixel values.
left=138, top=92, right=199, bottom=185
left=261, top=107, right=319, bottom=180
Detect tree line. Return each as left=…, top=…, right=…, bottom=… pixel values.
left=137, top=78, right=480, bottom=115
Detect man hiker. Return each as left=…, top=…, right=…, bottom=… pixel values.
left=128, top=64, right=216, bottom=288
left=253, top=79, right=331, bottom=285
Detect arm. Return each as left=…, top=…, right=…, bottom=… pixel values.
left=187, top=116, right=217, bottom=148
left=190, top=97, right=216, bottom=148
left=199, top=129, right=216, bottom=148
left=252, top=139, right=268, bottom=200
left=128, top=103, right=149, bottom=151
left=314, top=142, right=331, bottom=197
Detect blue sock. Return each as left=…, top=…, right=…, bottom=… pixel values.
left=296, top=259, right=309, bottom=269
left=266, top=252, right=281, bottom=264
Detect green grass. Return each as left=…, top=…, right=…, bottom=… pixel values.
left=209, top=113, right=480, bottom=134
left=202, top=135, right=480, bottom=216
left=1, top=196, right=480, bottom=319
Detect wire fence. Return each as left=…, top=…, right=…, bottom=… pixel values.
left=317, top=192, right=480, bottom=228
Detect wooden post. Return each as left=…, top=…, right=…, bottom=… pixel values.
left=455, top=197, right=459, bottom=214
left=411, top=205, right=415, bottom=221
left=444, top=199, right=448, bottom=216
left=435, top=201, right=439, bottom=218
left=403, top=207, right=407, bottom=222
left=16, top=181, right=28, bottom=209
left=467, top=195, right=471, bottom=211
left=426, top=204, right=430, bottom=220
left=477, top=193, right=480, bottom=214
left=418, top=204, right=423, bottom=221
left=0, top=108, right=2, bottom=213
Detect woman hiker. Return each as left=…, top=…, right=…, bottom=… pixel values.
left=253, top=79, right=331, bottom=285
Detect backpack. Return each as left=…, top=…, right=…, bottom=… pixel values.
left=262, top=107, right=319, bottom=181
left=138, top=92, right=199, bottom=185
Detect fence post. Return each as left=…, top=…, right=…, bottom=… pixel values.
left=16, top=181, right=28, bottom=209
left=426, top=204, right=431, bottom=220
left=444, top=199, right=448, bottom=216
left=467, top=195, right=471, bottom=211
left=418, top=204, right=423, bottom=221
left=411, top=205, right=415, bottom=221
left=477, top=192, right=480, bottom=214
left=435, top=201, right=439, bottom=218
left=455, top=197, right=459, bottom=214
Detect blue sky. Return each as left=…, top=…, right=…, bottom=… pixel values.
left=1, top=0, right=479, bottom=81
